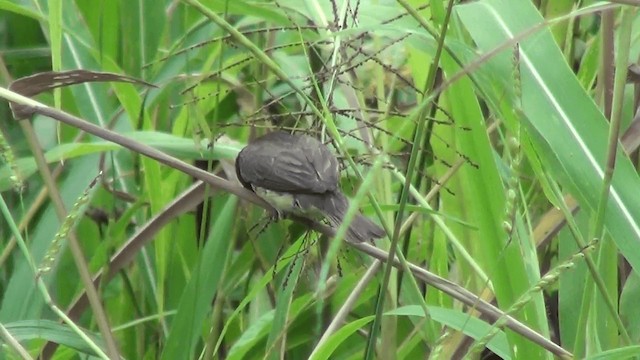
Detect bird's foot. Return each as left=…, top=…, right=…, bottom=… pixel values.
left=268, top=208, right=287, bottom=222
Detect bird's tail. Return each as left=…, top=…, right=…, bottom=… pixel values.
left=319, top=191, right=385, bottom=243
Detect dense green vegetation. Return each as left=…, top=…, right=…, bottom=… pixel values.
left=1, top=0, right=640, bottom=359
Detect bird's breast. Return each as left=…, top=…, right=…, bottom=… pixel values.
left=252, top=187, right=326, bottom=220
left=253, top=187, right=297, bottom=212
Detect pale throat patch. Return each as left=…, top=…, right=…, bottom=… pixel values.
left=253, top=187, right=296, bottom=212
left=252, top=186, right=325, bottom=219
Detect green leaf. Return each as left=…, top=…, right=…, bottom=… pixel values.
left=310, top=305, right=512, bottom=360
left=388, top=305, right=511, bottom=360
left=584, top=346, right=640, bottom=360
left=456, top=0, right=640, bottom=275
left=161, top=196, right=238, bottom=359
left=620, top=272, right=640, bottom=343
left=0, top=1, right=44, bottom=20
left=3, top=319, right=104, bottom=355
left=264, top=254, right=305, bottom=360
left=0, top=132, right=240, bottom=192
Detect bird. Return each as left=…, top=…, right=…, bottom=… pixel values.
left=235, top=131, right=385, bottom=243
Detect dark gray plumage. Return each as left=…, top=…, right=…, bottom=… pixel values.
left=236, top=131, right=384, bottom=243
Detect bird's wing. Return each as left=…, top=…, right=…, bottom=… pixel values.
left=301, top=135, right=340, bottom=190
left=237, top=134, right=339, bottom=194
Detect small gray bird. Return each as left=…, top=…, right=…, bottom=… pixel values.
left=235, top=131, right=385, bottom=243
